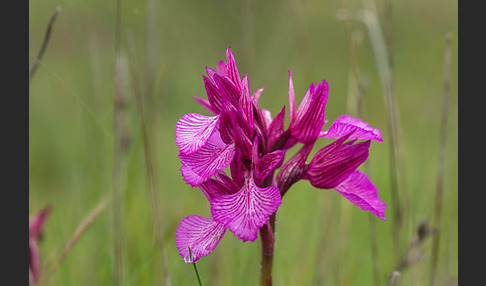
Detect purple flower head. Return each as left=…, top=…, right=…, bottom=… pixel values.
left=175, top=48, right=283, bottom=262
left=175, top=48, right=387, bottom=263
left=29, top=205, right=51, bottom=285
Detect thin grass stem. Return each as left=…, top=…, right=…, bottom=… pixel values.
left=188, top=247, right=203, bottom=286
left=145, top=0, right=158, bottom=103
left=429, top=33, right=453, bottom=286
left=113, top=0, right=123, bottom=284
left=29, top=6, right=61, bottom=84
left=339, top=2, right=382, bottom=284
left=39, top=198, right=108, bottom=286
left=360, top=0, right=404, bottom=258
left=126, top=29, right=172, bottom=286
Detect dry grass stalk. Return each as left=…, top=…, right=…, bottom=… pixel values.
left=39, top=199, right=108, bottom=286
left=29, top=6, right=61, bottom=84
left=361, top=0, right=404, bottom=256
left=389, top=271, right=400, bottom=286
left=126, top=30, right=172, bottom=286
left=429, top=33, right=453, bottom=286
left=387, top=219, right=434, bottom=285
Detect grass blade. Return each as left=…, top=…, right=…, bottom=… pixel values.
left=113, top=0, right=124, bottom=284
left=429, top=33, right=453, bottom=286
left=189, top=247, right=203, bottom=286
left=126, top=29, right=172, bottom=286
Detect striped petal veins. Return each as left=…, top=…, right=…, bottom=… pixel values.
left=175, top=215, right=227, bottom=263
left=210, top=177, right=281, bottom=242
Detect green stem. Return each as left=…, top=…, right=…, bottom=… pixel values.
left=188, top=247, right=203, bottom=286
left=259, top=216, right=275, bottom=286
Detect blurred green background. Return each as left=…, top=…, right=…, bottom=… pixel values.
left=29, top=0, right=457, bottom=285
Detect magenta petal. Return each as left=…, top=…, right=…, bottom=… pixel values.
left=29, top=205, right=51, bottom=239
left=320, top=115, right=383, bottom=142
left=267, top=106, right=286, bottom=151
left=193, top=96, right=218, bottom=115
left=211, top=178, right=282, bottom=242
left=29, top=239, right=40, bottom=283
left=206, top=67, right=217, bottom=81
left=255, top=150, right=285, bottom=185
left=180, top=142, right=236, bottom=187
left=290, top=79, right=329, bottom=143
left=216, top=60, right=227, bottom=75
left=276, top=142, right=314, bottom=195
left=307, top=137, right=370, bottom=189
left=334, top=171, right=386, bottom=220
left=200, top=172, right=240, bottom=201
left=288, top=70, right=295, bottom=124
left=213, top=73, right=240, bottom=108
left=240, top=75, right=254, bottom=128
left=225, top=47, right=242, bottom=90
left=175, top=215, right=227, bottom=263
left=176, top=113, right=220, bottom=155
left=251, top=87, right=264, bottom=104
left=203, top=76, right=223, bottom=114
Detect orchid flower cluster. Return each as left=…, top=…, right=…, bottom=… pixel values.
left=175, top=47, right=386, bottom=263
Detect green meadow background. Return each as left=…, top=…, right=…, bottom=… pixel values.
left=29, top=0, right=458, bottom=285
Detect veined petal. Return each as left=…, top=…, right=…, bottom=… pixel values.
left=193, top=96, right=218, bottom=115
left=199, top=171, right=240, bottom=202
left=334, top=170, right=386, bottom=220
left=213, top=73, right=240, bottom=109
left=175, top=215, right=227, bottom=263
left=211, top=178, right=281, bottom=242
left=226, top=47, right=242, bottom=91
left=255, top=150, right=285, bottom=185
left=240, top=75, right=254, bottom=128
left=207, top=172, right=240, bottom=198
left=217, top=60, right=227, bottom=75
left=290, top=79, right=329, bottom=143
left=306, top=136, right=370, bottom=189
left=206, top=67, right=217, bottom=81
left=288, top=70, right=295, bottom=124
left=319, top=115, right=383, bottom=142
left=176, top=113, right=220, bottom=155
left=261, top=109, right=272, bottom=128
left=267, top=106, right=286, bottom=151
left=203, top=75, right=223, bottom=114
left=180, top=142, right=236, bottom=187
left=276, top=142, right=314, bottom=196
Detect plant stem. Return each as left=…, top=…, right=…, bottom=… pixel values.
left=126, top=29, right=172, bottom=286
left=188, top=247, right=203, bottom=286
left=429, top=33, right=453, bottom=286
left=113, top=0, right=123, bottom=284
left=29, top=6, right=61, bottom=84
left=259, top=216, right=275, bottom=286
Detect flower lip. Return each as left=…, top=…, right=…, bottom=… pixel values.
left=210, top=176, right=281, bottom=242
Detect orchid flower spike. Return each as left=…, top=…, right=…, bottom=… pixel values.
left=175, top=48, right=386, bottom=263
